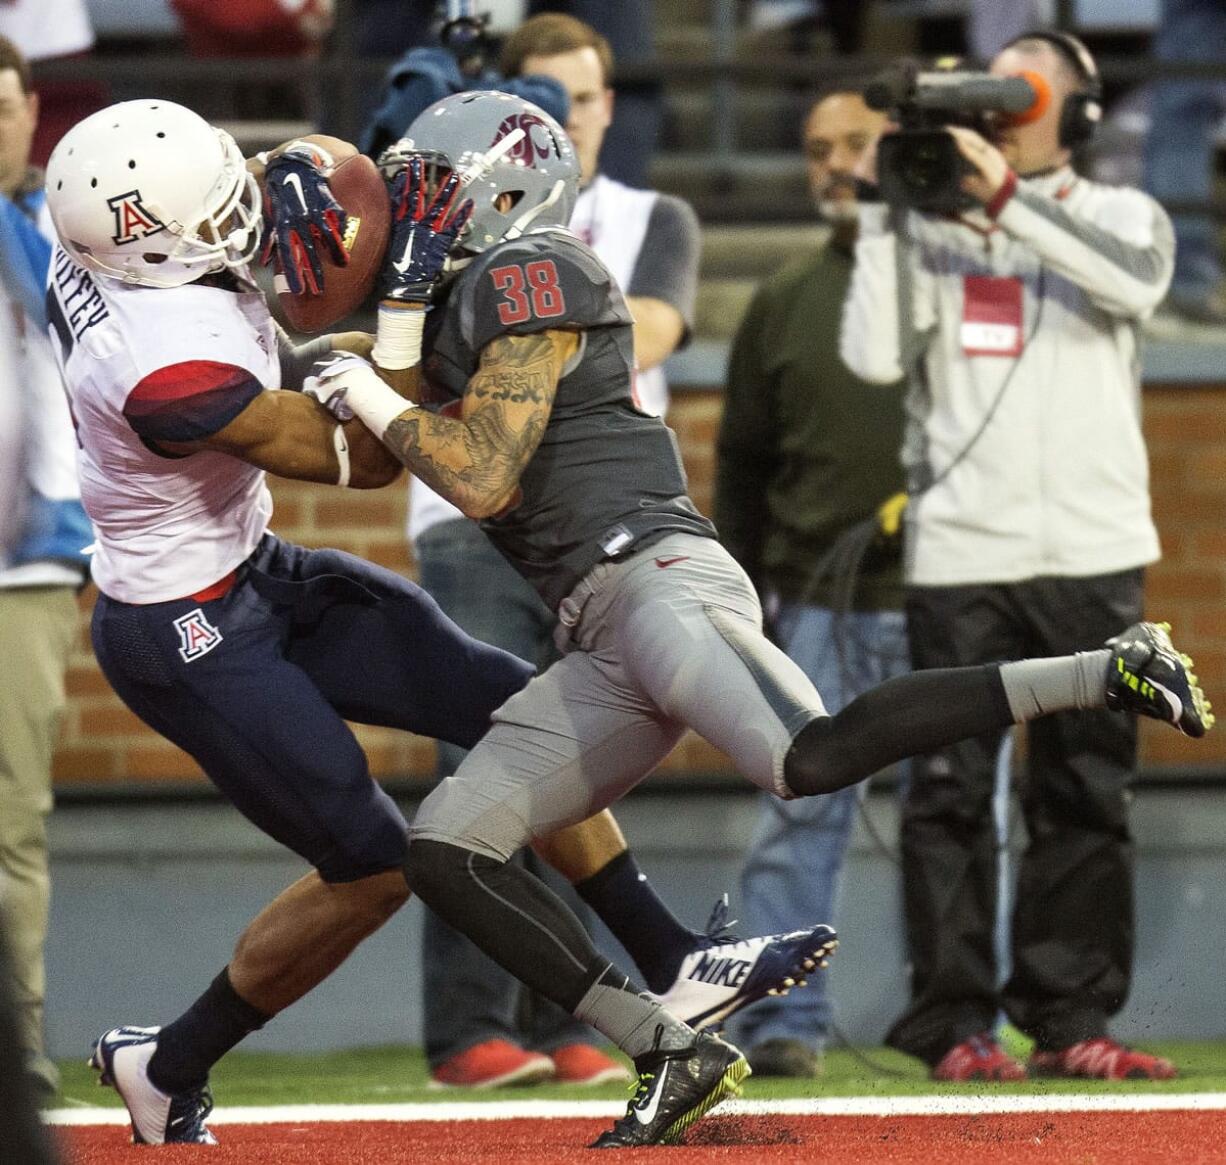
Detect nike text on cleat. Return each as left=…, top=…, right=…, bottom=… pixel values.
left=589, top=1030, right=749, bottom=1148
left=89, top=1026, right=216, bottom=1145
left=652, top=897, right=838, bottom=1031
left=1103, top=620, right=1215, bottom=738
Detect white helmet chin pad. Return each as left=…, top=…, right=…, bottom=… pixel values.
left=399, top=90, right=580, bottom=255
left=46, top=100, right=262, bottom=288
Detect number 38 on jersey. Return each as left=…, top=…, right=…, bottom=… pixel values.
left=489, top=260, right=567, bottom=326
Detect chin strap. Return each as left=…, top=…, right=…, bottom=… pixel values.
left=503, top=179, right=566, bottom=243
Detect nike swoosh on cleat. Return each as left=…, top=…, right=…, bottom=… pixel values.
left=633, top=1064, right=668, bottom=1125
left=282, top=172, right=309, bottom=213
left=655, top=556, right=690, bottom=569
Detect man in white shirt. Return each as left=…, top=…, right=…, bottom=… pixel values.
left=841, top=31, right=1179, bottom=1082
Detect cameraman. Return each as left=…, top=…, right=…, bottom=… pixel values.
left=841, top=32, right=1177, bottom=1082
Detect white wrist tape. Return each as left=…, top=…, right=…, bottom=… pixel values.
left=326, top=361, right=415, bottom=438
left=373, top=304, right=427, bottom=370
left=332, top=423, right=351, bottom=488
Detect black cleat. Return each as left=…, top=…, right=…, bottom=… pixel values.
left=1104, top=621, right=1214, bottom=738
left=589, top=1030, right=749, bottom=1149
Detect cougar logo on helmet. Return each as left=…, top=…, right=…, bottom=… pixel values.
left=108, top=190, right=165, bottom=246
left=492, top=113, right=558, bottom=168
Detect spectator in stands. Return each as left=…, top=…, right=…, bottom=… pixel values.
left=357, top=1, right=658, bottom=184
left=0, top=32, right=91, bottom=1100
left=1143, top=0, right=1226, bottom=326
left=407, top=11, right=700, bottom=1088
left=0, top=0, right=98, bottom=165
left=841, top=31, right=1178, bottom=1082
left=171, top=0, right=334, bottom=57
left=715, top=87, right=908, bottom=1079
left=170, top=0, right=335, bottom=123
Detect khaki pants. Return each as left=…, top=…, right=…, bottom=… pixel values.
left=0, top=586, right=78, bottom=1057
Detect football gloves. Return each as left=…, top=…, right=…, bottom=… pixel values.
left=302, top=352, right=369, bottom=421
left=380, top=154, right=473, bottom=305
left=261, top=142, right=350, bottom=296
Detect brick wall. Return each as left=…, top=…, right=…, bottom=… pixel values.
left=53, top=383, right=1226, bottom=788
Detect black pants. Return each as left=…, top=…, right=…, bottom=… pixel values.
left=886, top=569, right=1144, bottom=1064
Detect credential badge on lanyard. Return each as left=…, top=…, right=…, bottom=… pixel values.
left=961, top=275, right=1024, bottom=357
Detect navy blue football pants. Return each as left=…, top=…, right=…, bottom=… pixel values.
left=92, top=534, right=535, bottom=882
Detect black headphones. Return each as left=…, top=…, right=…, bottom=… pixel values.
left=1006, top=28, right=1103, bottom=148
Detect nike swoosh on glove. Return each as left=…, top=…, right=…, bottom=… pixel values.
left=261, top=142, right=350, bottom=296
left=380, top=154, right=473, bottom=305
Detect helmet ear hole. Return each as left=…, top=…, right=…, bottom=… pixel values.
left=495, top=190, right=525, bottom=213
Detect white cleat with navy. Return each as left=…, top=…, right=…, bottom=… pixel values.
left=89, top=1025, right=217, bottom=1145
left=653, top=897, right=838, bottom=1031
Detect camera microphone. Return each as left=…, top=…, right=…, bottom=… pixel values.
left=905, top=71, right=1037, bottom=114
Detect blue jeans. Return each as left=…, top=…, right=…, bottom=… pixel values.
left=414, top=518, right=595, bottom=1066
left=734, top=602, right=909, bottom=1053
left=1143, top=0, right=1226, bottom=301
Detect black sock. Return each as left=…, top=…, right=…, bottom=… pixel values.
left=574, top=850, right=698, bottom=993
left=147, top=968, right=270, bottom=1093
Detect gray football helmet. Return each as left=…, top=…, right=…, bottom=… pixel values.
left=397, top=90, right=578, bottom=254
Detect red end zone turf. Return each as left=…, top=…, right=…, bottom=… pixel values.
left=57, top=1110, right=1226, bottom=1165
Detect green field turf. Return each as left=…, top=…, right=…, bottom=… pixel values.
left=52, top=1036, right=1226, bottom=1109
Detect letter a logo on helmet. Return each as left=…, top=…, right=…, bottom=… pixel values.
left=107, top=189, right=164, bottom=245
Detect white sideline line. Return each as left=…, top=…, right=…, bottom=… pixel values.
left=45, top=1092, right=1226, bottom=1126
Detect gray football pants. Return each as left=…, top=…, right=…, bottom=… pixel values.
left=411, top=533, right=826, bottom=859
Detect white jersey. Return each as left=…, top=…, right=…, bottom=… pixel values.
left=46, top=246, right=278, bottom=603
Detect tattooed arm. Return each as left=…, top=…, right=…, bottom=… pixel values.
left=383, top=329, right=579, bottom=519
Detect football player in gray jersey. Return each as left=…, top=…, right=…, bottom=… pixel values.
left=310, top=91, right=1212, bottom=1148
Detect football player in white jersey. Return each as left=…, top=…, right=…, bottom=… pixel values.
left=45, top=100, right=833, bottom=1147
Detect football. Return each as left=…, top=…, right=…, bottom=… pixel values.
left=274, top=146, right=391, bottom=334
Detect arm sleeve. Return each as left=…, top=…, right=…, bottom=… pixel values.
left=995, top=183, right=1174, bottom=319
left=466, top=239, right=629, bottom=353
left=626, top=194, right=701, bottom=338
left=124, top=360, right=264, bottom=450
left=275, top=324, right=332, bottom=390
left=714, top=285, right=776, bottom=589
left=839, top=205, right=936, bottom=384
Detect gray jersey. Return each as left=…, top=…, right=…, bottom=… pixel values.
left=423, top=228, right=716, bottom=610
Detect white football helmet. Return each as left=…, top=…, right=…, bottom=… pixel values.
left=45, top=100, right=262, bottom=288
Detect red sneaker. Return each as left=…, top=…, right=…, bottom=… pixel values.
left=428, top=1039, right=555, bottom=1089
left=932, top=1034, right=1027, bottom=1082
left=1030, top=1037, right=1177, bottom=1081
left=549, top=1043, right=633, bottom=1085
